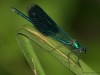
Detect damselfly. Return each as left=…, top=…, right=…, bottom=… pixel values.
left=11, top=4, right=87, bottom=57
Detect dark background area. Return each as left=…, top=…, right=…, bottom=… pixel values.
left=0, top=0, right=100, bottom=75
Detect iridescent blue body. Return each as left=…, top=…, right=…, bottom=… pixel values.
left=11, top=4, right=87, bottom=54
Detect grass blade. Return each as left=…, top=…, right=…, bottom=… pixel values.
left=17, top=24, right=98, bottom=75
left=17, top=28, right=46, bottom=75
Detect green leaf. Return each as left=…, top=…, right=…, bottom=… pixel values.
left=17, top=25, right=98, bottom=75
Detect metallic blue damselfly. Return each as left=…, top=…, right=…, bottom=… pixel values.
left=11, top=4, right=87, bottom=57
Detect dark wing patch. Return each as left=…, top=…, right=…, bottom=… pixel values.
left=27, top=4, right=59, bottom=36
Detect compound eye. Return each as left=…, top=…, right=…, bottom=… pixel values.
left=83, top=46, right=88, bottom=53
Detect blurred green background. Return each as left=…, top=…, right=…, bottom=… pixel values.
left=0, top=0, right=100, bottom=75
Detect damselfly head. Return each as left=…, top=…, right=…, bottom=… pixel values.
left=82, top=46, right=88, bottom=53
